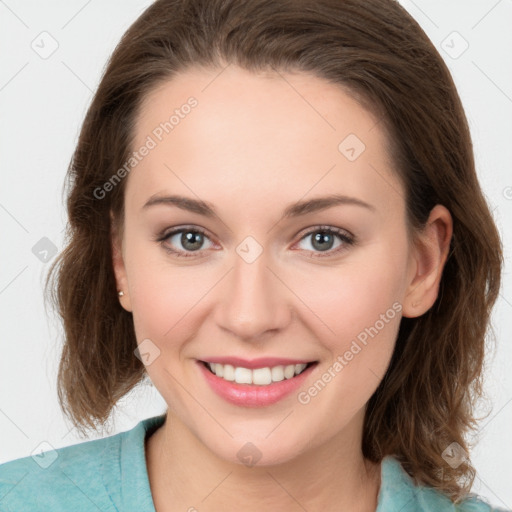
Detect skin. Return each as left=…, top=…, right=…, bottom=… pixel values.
left=111, top=64, right=453, bottom=512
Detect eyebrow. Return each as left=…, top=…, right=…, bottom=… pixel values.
left=142, top=193, right=376, bottom=219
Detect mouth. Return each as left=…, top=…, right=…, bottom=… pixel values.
left=199, top=360, right=318, bottom=386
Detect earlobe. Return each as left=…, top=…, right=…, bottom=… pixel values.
left=110, top=212, right=133, bottom=312
left=402, top=204, right=453, bottom=318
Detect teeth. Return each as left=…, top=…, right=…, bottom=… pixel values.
left=207, top=362, right=309, bottom=385
left=271, top=365, right=284, bottom=382
left=252, top=367, right=271, bottom=385
left=222, top=364, right=235, bottom=381
left=284, top=365, right=295, bottom=379
left=215, top=363, right=224, bottom=378
left=234, top=366, right=252, bottom=384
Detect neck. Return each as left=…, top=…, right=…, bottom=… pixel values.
left=146, top=411, right=381, bottom=512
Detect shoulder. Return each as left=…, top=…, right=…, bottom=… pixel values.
left=0, top=427, right=121, bottom=512
left=0, top=414, right=166, bottom=512
left=377, top=455, right=510, bottom=512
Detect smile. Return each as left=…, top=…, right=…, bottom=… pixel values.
left=202, top=361, right=314, bottom=386
left=197, top=359, right=319, bottom=407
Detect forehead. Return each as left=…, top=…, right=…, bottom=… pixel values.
left=126, top=65, right=403, bottom=220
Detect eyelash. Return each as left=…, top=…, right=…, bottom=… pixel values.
left=155, top=225, right=356, bottom=259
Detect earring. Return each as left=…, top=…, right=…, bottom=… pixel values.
left=118, top=291, right=124, bottom=297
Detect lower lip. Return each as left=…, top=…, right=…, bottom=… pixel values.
left=197, top=360, right=317, bottom=407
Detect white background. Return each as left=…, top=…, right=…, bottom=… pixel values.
left=0, top=0, right=511, bottom=508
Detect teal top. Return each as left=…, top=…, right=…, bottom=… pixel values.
left=0, top=413, right=508, bottom=511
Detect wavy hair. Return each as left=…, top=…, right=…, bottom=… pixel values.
left=46, top=0, right=503, bottom=502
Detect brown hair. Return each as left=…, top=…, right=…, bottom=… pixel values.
left=46, top=0, right=502, bottom=502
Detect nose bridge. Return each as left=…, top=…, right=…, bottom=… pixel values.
left=215, top=245, right=290, bottom=340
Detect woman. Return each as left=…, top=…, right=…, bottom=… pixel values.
left=0, top=0, right=508, bottom=510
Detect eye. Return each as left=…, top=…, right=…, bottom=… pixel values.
left=294, top=226, right=355, bottom=257
left=156, top=226, right=215, bottom=258
left=155, top=224, right=355, bottom=259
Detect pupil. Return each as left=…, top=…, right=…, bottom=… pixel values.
left=312, top=231, right=333, bottom=251
left=182, top=231, right=203, bottom=251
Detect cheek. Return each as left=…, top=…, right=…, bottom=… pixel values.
left=285, top=249, right=406, bottom=401
left=291, top=268, right=403, bottom=420
left=129, top=265, right=196, bottom=343
left=125, top=241, right=215, bottom=355
left=123, top=235, right=178, bottom=340
left=292, top=251, right=405, bottom=342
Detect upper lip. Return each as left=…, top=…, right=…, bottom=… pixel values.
left=200, top=357, right=316, bottom=369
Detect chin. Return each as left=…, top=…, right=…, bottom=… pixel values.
left=210, top=434, right=307, bottom=468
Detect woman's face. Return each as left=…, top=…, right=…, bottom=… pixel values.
left=113, top=65, right=430, bottom=465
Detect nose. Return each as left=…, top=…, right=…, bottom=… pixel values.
left=214, top=250, right=292, bottom=342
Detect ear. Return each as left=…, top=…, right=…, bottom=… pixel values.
left=402, top=204, right=453, bottom=318
left=111, top=211, right=133, bottom=312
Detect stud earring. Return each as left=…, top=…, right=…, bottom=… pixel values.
left=118, top=291, right=124, bottom=297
